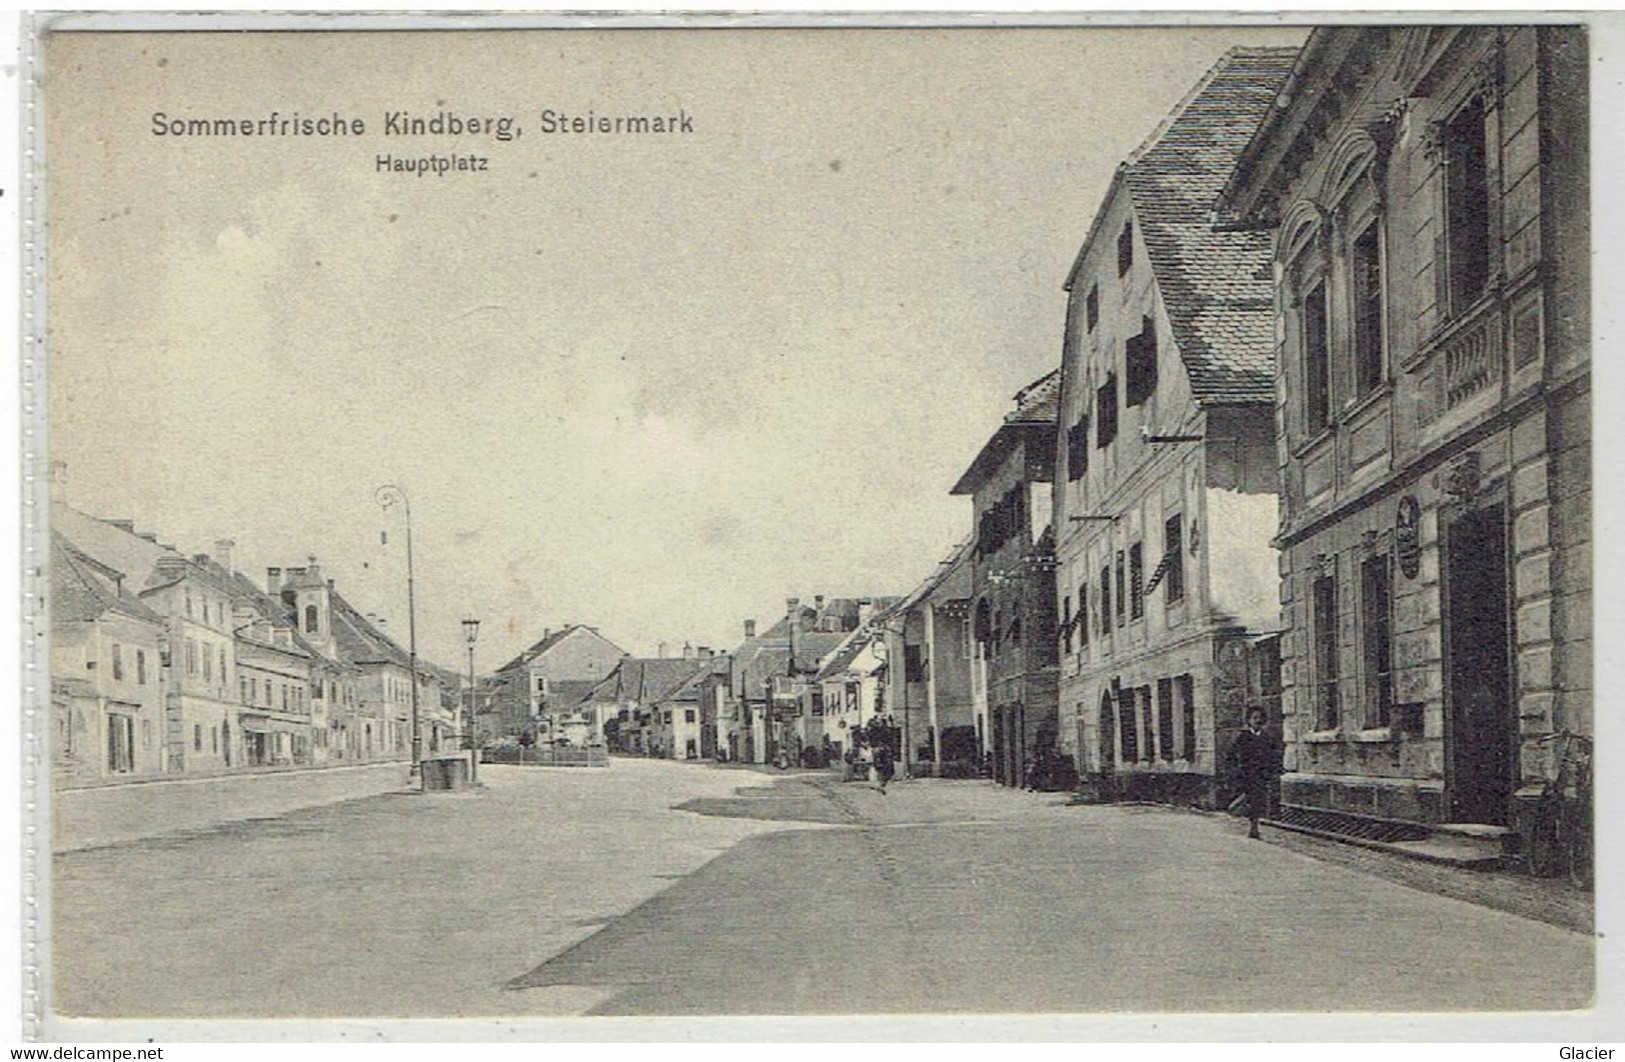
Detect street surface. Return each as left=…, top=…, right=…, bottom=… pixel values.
left=52, top=761, right=1593, bottom=1018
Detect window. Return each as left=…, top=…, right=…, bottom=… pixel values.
left=1115, top=551, right=1127, bottom=628
left=112, top=644, right=124, bottom=682
left=1117, top=221, right=1134, bottom=276
left=1096, top=374, right=1118, bottom=448
left=1086, top=283, right=1099, bottom=331
left=1129, top=543, right=1144, bottom=620
left=1077, top=581, right=1089, bottom=647
left=212, top=725, right=219, bottom=754
left=1125, top=317, right=1158, bottom=407
left=1352, top=222, right=1385, bottom=397
left=1066, top=416, right=1090, bottom=480
left=203, top=647, right=213, bottom=682
left=1163, top=515, right=1186, bottom=603
left=1140, top=687, right=1156, bottom=761
left=136, top=649, right=147, bottom=685
left=684, top=709, right=696, bottom=724
left=1313, top=573, right=1340, bottom=731
left=107, top=713, right=135, bottom=773
left=1117, top=688, right=1139, bottom=762
left=185, top=639, right=198, bottom=676
left=1361, top=554, right=1394, bottom=729
left=1010, top=616, right=1022, bottom=646
left=1157, top=679, right=1175, bottom=761
left=1099, top=567, right=1112, bottom=638
left=1443, top=97, right=1490, bottom=315
left=185, top=592, right=193, bottom=618
left=1178, top=674, right=1196, bottom=761
left=1061, top=595, right=1073, bottom=655
left=194, top=723, right=203, bottom=752
left=305, top=604, right=319, bottom=634
left=263, top=678, right=272, bottom=704
left=282, top=685, right=289, bottom=711
left=241, top=676, right=250, bottom=703
left=219, top=647, right=227, bottom=684
left=1303, top=280, right=1331, bottom=431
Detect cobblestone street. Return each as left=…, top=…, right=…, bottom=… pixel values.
left=51, top=762, right=1593, bottom=1021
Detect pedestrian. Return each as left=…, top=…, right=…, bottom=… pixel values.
left=874, top=742, right=895, bottom=794
left=1232, top=706, right=1282, bottom=839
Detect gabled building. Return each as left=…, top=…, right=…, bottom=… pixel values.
left=882, top=538, right=976, bottom=776
left=492, top=624, right=627, bottom=743
left=954, top=370, right=1062, bottom=788
left=1053, top=47, right=1297, bottom=804
left=1217, top=27, right=1590, bottom=839
left=590, top=655, right=712, bottom=757
left=49, top=532, right=168, bottom=783
left=323, top=582, right=451, bottom=762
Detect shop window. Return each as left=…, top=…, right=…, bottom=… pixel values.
left=1313, top=573, right=1340, bottom=730
left=1361, top=554, right=1394, bottom=729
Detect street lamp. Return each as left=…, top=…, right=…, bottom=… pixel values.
left=462, top=615, right=480, bottom=784
left=375, top=483, right=421, bottom=782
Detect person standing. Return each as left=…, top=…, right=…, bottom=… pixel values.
left=1232, top=706, right=1282, bottom=839
left=874, top=741, right=896, bottom=794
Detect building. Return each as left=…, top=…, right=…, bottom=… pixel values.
left=588, top=655, right=711, bottom=757
left=953, top=370, right=1061, bottom=788
left=49, top=532, right=168, bottom=783
left=323, top=580, right=452, bottom=762
left=1053, top=47, right=1298, bottom=805
left=1217, top=27, right=1590, bottom=838
left=805, top=624, right=889, bottom=766
left=491, top=624, right=627, bottom=743
left=881, top=538, right=976, bottom=776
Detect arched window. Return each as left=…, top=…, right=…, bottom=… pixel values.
left=305, top=604, right=319, bottom=634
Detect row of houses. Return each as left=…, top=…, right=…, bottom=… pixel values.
left=872, top=27, right=1589, bottom=846
left=50, top=492, right=467, bottom=785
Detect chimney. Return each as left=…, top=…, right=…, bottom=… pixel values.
left=744, top=619, right=756, bottom=640
left=327, top=578, right=335, bottom=589
left=657, top=641, right=668, bottom=659
left=267, top=567, right=283, bottom=593
left=193, top=553, right=210, bottom=566
left=787, top=597, right=800, bottom=617
left=814, top=594, right=825, bottom=611
left=543, top=628, right=552, bottom=642
left=108, top=519, right=135, bottom=533
left=683, top=641, right=694, bottom=659
left=214, top=539, right=236, bottom=575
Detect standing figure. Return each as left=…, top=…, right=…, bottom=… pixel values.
left=874, top=742, right=896, bottom=794
left=1232, top=706, right=1282, bottom=839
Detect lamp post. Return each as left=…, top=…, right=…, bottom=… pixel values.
left=462, top=615, right=480, bottom=784
left=375, top=484, right=421, bottom=781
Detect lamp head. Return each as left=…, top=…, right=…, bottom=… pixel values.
left=462, top=615, right=481, bottom=644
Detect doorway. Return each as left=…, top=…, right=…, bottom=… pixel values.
left=1444, top=502, right=1514, bottom=823
left=1097, top=691, right=1116, bottom=777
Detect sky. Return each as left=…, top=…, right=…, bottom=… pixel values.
left=45, top=24, right=1307, bottom=671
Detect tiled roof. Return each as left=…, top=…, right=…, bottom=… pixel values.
left=814, top=630, right=882, bottom=682
left=1122, top=46, right=1298, bottom=405
left=1007, top=369, right=1062, bottom=425
left=50, top=532, right=165, bottom=627
left=542, top=679, right=598, bottom=710
left=495, top=623, right=624, bottom=675
left=328, top=591, right=413, bottom=669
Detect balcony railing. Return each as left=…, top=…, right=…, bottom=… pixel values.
left=1423, top=298, right=1504, bottom=413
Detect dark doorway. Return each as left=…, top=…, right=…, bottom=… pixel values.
left=1444, top=503, right=1514, bottom=823
left=1097, top=691, right=1116, bottom=777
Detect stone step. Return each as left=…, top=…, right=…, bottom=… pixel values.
left=1265, top=818, right=1507, bottom=870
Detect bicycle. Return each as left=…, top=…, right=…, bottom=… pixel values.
left=1531, top=730, right=1592, bottom=889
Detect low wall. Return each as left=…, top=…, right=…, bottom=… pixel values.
left=51, top=761, right=412, bottom=852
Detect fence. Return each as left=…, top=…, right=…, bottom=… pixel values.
left=482, top=745, right=609, bottom=768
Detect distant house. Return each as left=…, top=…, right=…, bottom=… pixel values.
left=586, top=655, right=712, bottom=757
left=492, top=624, right=627, bottom=743
left=883, top=537, right=976, bottom=775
